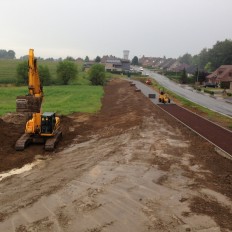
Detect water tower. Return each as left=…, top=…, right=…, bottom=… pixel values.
left=123, top=50, right=130, bottom=60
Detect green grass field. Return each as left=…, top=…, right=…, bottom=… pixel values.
left=0, top=85, right=104, bottom=116
left=0, top=59, right=21, bottom=83
left=0, top=59, right=61, bottom=84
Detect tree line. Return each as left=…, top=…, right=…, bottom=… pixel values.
left=178, top=39, right=232, bottom=71
left=0, top=49, right=16, bottom=59
left=16, top=60, right=106, bottom=86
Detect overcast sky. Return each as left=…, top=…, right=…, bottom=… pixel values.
left=1, top=0, right=232, bottom=60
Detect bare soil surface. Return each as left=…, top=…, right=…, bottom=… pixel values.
left=0, top=79, right=232, bottom=232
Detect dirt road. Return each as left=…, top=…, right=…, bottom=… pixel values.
left=0, top=79, right=232, bottom=231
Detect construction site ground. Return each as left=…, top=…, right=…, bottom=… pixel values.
left=0, top=78, right=232, bottom=232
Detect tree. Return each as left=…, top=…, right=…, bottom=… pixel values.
left=0, top=49, right=15, bottom=59
left=84, top=56, right=90, bottom=62
left=7, top=50, right=16, bottom=59
left=131, top=56, right=139, bottom=65
left=57, top=60, right=78, bottom=85
left=16, top=61, right=28, bottom=85
left=178, top=53, right=192, bottom=65
left=88, top=64, right=106, bottom=85
left=181, top=68, right=187, bottom=84
left=194, top=70, right=207, bottom=84
left=204, top=62, right=213, bottom=73
left=38, top=65, right=51, bottom=86
left=208, top=39, right=232, bottom=69
left=65, top=56, right=75, bottom=61
left=197, top=48, right=209, bottom=69
left=95, top=56, right=101, bottom=63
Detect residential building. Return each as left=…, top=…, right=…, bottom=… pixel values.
left=105, top=58, right=130, bottom=72
left=206, top=65, right=232, bottom=89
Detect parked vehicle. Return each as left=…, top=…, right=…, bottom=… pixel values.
left=203, top=82, right=217, bottom=88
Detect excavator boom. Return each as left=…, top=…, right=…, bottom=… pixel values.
left=16, top=49, right=43, bottom=113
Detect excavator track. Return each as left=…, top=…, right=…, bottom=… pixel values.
left=15, top=133, right=33, bottom=151
left=45, top=131, right=62, bottom=151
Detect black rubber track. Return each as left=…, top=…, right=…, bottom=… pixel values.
left=158, top=104, right=232, bottom=155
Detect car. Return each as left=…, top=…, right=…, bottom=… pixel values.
left=139, top=67, right=143, bottom=71
left=203, top=82, right=217, bottom=88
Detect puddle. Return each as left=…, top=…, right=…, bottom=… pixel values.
left=0, top=160, right=42, bottom=181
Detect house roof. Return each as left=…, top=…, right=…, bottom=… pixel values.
left=207, top=65, right=232, bottom=82
left=160, top=59, right=176, bottom=69
left=172, top=63, right=190, bottom=72
left=106, top=59, right=121, bottom=64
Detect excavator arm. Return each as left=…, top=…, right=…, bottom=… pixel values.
left=16, top=49, right=43, bottom=113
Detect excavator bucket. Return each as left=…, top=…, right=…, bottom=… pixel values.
left=16, top=96, right=42, bottom=113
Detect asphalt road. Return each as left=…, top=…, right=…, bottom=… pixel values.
left=135, top=68, right=232, bottom=117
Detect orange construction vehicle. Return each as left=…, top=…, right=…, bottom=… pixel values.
left=15, top=49, right=62, bottom=151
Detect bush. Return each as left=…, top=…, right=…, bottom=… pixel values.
left=88, top=64, right=106, bottom=85
left=204, top=89, right=214, bottom=95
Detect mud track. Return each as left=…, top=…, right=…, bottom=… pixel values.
left=0, top=79, right=232, bottom=231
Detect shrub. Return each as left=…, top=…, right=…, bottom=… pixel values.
left=204, top=89, right=214, bottom=95
left=88, top=64, right=106, bottom=86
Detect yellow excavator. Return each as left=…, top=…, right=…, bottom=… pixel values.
left=15, top=49, right=62, bottom=151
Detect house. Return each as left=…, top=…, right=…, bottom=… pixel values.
left=101, top=55, right=117, bottom=64
left=206, top=65, right=232, bottom=89
left=167, top=60, right=182, bottom=71
left=83, top=61, right=96, bottom=69
left=105, top=58, right=130, bottom=72
left=121, top=59, right=130, bottom=71
left=139, top=56, right=158, bottom=67
left=171, top=63, right=190, bottom=72
left=159, top=58, right=176, bottom=70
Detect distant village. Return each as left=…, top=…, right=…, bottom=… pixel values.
left=83, top=54, right=232, bottom=90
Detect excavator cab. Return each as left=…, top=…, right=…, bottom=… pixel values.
left=41, top=112, right=56, bottom=135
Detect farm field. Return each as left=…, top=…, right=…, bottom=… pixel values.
left=0, top=85, right=103, bottom=116
left=0, top=59, right=60, bottom=84
left=0, top=79, right=232, bottom=231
